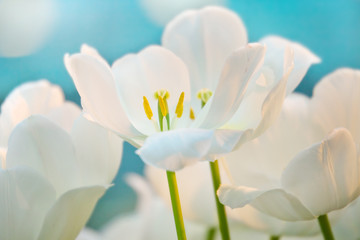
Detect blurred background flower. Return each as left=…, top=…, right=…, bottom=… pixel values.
left=0, top=0, right=359, bottom=231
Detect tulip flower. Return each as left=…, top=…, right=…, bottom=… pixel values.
left=218, top=94, right=360, bottom=240
left=66, top=35, right=262, bottom=239
left=160, top=6, right=319, bottom=239
left=0, top=115, right=123, bottom=240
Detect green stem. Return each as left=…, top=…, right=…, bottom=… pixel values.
left=209, top=160, right=231, bottom=240
left=270, top=236, right=280, bottom=240
left=318, top=214, right=335, bottom=240
left=167, top=171, right=187, bottom=240
left=206, top=227, right=216, bottom=240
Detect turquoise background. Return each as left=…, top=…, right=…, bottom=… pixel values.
left=0, top=0, right=359, bottom=229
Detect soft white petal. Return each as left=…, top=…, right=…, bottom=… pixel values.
left=112, top=45, right=191, bottom=135
left=281, top=128, right=360, bottom=217
left=37, top=186, right=107, bottom=240
left=64, top=52, right=142, bottom=138
left=207, top=129, right=245, bottom=159
left=80, top=44, right=109, bottom=65
left=0, top=80, right=65, bottom=145
left=229, top=205, right=320, bottom=237
left=197, top=44, right=266, bottom=129
left=224, top=94, right=322, bottom=188
left=125, top=174, right=153, bottom=213
left=45, top=102, right=81, bottom=133
left=71, top=115, right=123, bottom=185
left=76, top=228, right=101, bottom=240
left=260, top=35, right=321, bottom=94
left=6, top=116, right=80, bottom=196
left=228, top=46, right=294, bottom=147
left=163, top=6, right=247, bottom=101
left=311, top=68, right=360, bottom=143
left=0, top=167, right=56, bottom=240
left=136, top=128, right=213, bottom=171
left=218, top=186, right=314, bottom=221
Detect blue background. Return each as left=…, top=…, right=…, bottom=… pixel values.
left=0, top=0, right=359, bottom=229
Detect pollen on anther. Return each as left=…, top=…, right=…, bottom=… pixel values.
left=143, top=96, right=153, bottom=120
left=175, top=92, right=184, bottom=118
left=190, top=107, right=195, bottom=120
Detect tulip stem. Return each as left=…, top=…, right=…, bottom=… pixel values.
left=167, top=171, right=187, bottom=240
left=209, top=160, right=231, bottom=240
left=206, top=227, right=217, bottom=240
left=270, top=236, right=280, bottom=240
left=318, top=214, right=335, bottom=240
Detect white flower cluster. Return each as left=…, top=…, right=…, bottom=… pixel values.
left=1, top=6, right=359, bottom=240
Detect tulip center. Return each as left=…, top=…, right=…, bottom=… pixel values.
left=143, top=89, right=186, bottom=132
left=197, top=88, right=213, bottom=108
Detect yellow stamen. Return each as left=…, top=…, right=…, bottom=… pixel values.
left=143, top=96, right=153, bottom=120
left=190, top=107, right=195, bottom=120
left=175, top=92, right=185, bottom=118
left=197, top=88, right=213, bottom=106
left=158, top=95, right=168, bottom=117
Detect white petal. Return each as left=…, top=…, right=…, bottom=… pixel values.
left=0, top=167, right=56, bottom=240
left=112, top=45, right=191, bottom=135
left=197, top=44, right=266, bottom=129
left=163, top=6, right=247, bottom=101
left=76, top=228, right=101, bottom=240
left=311, top=68, right=360, bottom=143
left=125, top=174, right=153, bottom=213
left=45, top=102, right=81, bottom=133
left=71, top=115, right=123, bottom=185
left=6, top=116, right=80, bottom=195
left=260, top=35, right=321, bottom=94
left=136, top=129, right=213, bottom=171
left=80, top=44, right=108, bottom=65
left=0, top=80, right=65, bottom=145
left=228, top=205, right=320, bottom=237
left=218, top=185, right=314, bottom=221
left=233, top=46, right=294, bottom=147
left=37, top=186, right=107, bottom=240
left=64, top=52, right=142, bottom=138
left=281, top=128, right=360, bottom=216
left=207, top=129, right=245, bottom=159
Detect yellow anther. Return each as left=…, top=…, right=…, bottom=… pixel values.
left=175, top=92, right=185, bottom=118
left=143, top=96, right=153, bottom=120
left=190, top=107, right=195, bottom=120
left=197, top=88, right=213, bottom=106
left=154, top=89, right=170, bottom=100
left=158, top=95, right=168, bottom=117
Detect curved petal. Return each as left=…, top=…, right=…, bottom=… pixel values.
left=218, top=185, right=315, bottom=221
left=0, top=80, right=65, bottom=145
left=112, top=45, right=191, bottom=135
left=228, top=205, right=320, bottom=237
left=260, top=35, right=321, bottom=94
left=197, top=44, right=266, bottom=129
left=136, top=128, right=213, bottom=171
left=311, top=68, right=360, bottom=143
left=231, top=46, right=294, bottom=148
left=64, top=52, right=142, bottom=139
left=162, top=6, right=247, bottom=100
left=80, top=44, right=108, bottom=65
left=281, top=128, right=360, bottom=217
left=0, top=167, right=56, bottom=240
left=206, top=129, right=245, bottom=159
left=6, top=116, right=80, bottom=196
left=45, top=102, right=81, bottom=133
left=71, top=115, right=123, bottom=185
left=37, top=185, right=107, bottom=240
